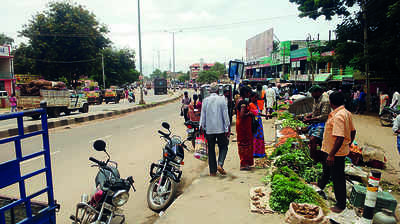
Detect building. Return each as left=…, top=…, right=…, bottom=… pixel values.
left=0, top=45, right=15, bottom=95
left=189, top=63, right=214, bottom=80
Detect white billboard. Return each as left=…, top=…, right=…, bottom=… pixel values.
left=246, top=28, right=274, bottom=62
left=0, top=46, right=10, bottom=56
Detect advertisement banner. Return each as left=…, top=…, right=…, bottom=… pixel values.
left=246, top=28, right=274, bottom=62
left=0, top=46, right=10, bottom=57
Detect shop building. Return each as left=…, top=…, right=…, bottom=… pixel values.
left=189, top=63, right=214, bottom=80
left=0, top=45, right=15, bottom=95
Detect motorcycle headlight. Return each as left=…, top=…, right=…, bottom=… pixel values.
left=112, top=190, right=129, bottom=207
left=174, top=156, right=183, bottom=164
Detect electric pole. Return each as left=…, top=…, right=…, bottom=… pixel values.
left=137, top=0, right=145, bottom=104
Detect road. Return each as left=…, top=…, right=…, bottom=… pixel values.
left=0, top=99, right=206, bottom=223
left=0, top=91, right=179, bottom=128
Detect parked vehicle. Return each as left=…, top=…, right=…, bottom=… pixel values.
left=184, top=120, right=200, bottom=149
left=103, top=89, right=120, bottom=104
left=380, top=107, right=400, bottom=127
left=70, top=140, right=136, bottom=224
left=17, top=89, right=89, bottom=119
left=86, top=90, right=103, bottom=105
left=147, top=122, right=189, bottom=212
left=154, top=78, right=167, bottom=95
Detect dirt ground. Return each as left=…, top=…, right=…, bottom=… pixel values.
left=352, top=114, right=400, bottom=185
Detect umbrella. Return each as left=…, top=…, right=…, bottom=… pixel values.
left=289, top=96, right=314, bottom=115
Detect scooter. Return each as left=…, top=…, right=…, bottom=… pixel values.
left=147, top=122, right=189, bottom=212
left=70, top=140, right=136, bottom=224
left=128, top=94, right=135, bottom=103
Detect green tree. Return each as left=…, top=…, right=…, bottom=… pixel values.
left=178, top=73, right=190, bottom=82
left=0, top=33, right=14, bottom=45
left=210, top=62, right=226, bottom=77
left=150, top=69, right=163, bottom=79
left=197, top=70, right=219, bottom=83
left=13, top=43, right=35, bottom=74
left=289, top=0, right=361, bottom=20
left=18, top=1, right=110, bottom=81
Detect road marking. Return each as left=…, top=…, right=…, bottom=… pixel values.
left=21, top=150, right=60, bottom=164
left=130, top=125, right=145, bottom=131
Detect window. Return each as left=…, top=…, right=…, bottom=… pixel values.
left=0, top=81, right=5, bottom=91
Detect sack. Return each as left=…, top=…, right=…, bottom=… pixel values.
left=194, top=135, right=208, bottom=161
left=251, top=116, right=259, bottom=134
left=284, top=203, right=328, bottom=224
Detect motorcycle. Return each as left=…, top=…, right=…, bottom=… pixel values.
left=70, top=140, right=136, bottom=224
left=128, top=94, right=135, bottom=103
left=184, top=120, right=200, bottom=148
left=380, top=107, right=400, bottom=127
left=147, top=122, right=189, bottom=212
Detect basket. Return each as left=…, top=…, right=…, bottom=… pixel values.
left=349, top=184, right=397, bottom=213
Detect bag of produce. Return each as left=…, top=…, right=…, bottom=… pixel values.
left=194, top=135, right=208, bottom=161
left=284, top=203, right=328, bottom=224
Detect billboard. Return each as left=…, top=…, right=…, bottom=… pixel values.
left=0, top=46, right=10, bottom=57
left=246, top=28, right=273, bottom=62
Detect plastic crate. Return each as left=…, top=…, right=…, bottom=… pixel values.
left=349, top=184, right=398, bottom=213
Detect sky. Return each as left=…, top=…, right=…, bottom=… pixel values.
left=2, top=0, right=344, bottom=76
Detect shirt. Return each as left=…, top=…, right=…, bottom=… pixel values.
left=392, top=114, right=400, bottom=135
left=200, top=93, right=230, bottom=134
left=390, top=92, right=400, bottom=108
left=312, top=92, right=330, bottom=123
left=359, top=91, right=366, bottom=103
left=272, top=87, right=280, bottom=98
left=9, top=96, right=17, bottom=107
left=322, top=106, right=355, bottom=156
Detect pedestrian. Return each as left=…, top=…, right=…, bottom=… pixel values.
left=356, top=88, right=366, bottom=114
left=314, top=91, right=356, bottom=213
left=390, top=90, right=400, bottom=110
left=379, top=90, right=389, bottom=115
left=265, top=84, right=276, bottom=116
left=188, top=94, right=201, bottom=122
left=125, top=89, right=129, bottom=103
left=392, top=114, right=400, bottom=155
left=9, top=93, right=17, bottom=112
left=181, top=91, right=191, bottom=122
left=352, top=88, right=359, bottom=112
left=199, top=83, right=230, bottom=176
left=256, top=84, right=266, bottom=114
left=235, top=86, right=254, bottom=170
left=304, top=85, right=330, bottom=161
left=249, top=92, right=266, bottom=158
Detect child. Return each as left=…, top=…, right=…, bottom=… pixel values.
left=9, top=94, right=17, bottom=112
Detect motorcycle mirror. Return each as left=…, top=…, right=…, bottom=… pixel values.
left=161, top=122, right=170, bottom=130
left=93, top=140, right=106, bottom=152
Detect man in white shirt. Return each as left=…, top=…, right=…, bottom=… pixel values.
left=200, top=83, right=230, bottom=176
left=392, top=114, right=400, bottom=156
left=390, top=91, right=400, bottom=110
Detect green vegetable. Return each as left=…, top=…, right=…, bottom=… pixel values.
left=281, top=119, right=307, bottom=129
left=269, top=138, right=297, bottom=159
left=277, top=112, right=293, bottom=120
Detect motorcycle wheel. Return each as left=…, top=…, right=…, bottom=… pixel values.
left=147, top=175, right=177, bottom=212
left=379, top=111, right=393, bottom=127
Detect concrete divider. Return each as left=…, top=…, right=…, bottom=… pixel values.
left=0, top=93, right=182, bottom=139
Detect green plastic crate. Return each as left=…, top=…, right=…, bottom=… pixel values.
left=349, top=184, right=398, bottom=213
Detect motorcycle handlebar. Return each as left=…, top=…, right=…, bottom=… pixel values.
left=158, top=130, right=169, bottom=137
left=89, top=157, right=106, bottom=167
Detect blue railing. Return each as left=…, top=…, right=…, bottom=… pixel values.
left=0, top=108, right=57, bottom=224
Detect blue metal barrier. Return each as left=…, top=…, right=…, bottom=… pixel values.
left=0, top=108, right=58, bottom=224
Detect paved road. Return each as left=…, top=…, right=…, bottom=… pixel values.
left=0, top=100, right=205, bottom=223
left=0, top=91, right=180, bottom=129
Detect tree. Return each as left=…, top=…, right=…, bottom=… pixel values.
left=150, top=69, right=163, bottom=79
left=289, top=0, right=361, bottom=20
left=17, top=1, right=110, bottom=81
left=210, top=62, right=226, bottom=77
left=178, top=73, right=190, bottom=82
left=0, top=33, right=14, bottom=45
left=197, top=70, right=219, bottom=83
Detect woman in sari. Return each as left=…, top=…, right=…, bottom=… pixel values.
left=249, top=92, right=266, bottom=158
left=236, top=86, right=254, bottom=170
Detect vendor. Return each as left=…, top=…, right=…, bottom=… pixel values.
left=304, top=85, right=331, bottom=160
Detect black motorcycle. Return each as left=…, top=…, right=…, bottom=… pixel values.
left=70, top=140, right=136, bottom=224
left=184, top=120, right=200, bottom=149
left=380, top=107, right=400, bottom=127
left=147, top=122, right=189, bottom=212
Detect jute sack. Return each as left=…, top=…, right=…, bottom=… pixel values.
left=284, top=203, right=328, bottom=224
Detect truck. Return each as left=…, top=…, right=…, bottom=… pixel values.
left=154, top=78, right=168, bottom=95
left=17, top=89, right=89, bottom=119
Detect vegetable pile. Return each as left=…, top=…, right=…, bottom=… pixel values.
left=281, top=119, right=307, bottom=129
left=292, top=203, right=320, bottom=219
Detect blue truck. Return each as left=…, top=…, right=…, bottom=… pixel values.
left=0, top=106, right=59, bottom=224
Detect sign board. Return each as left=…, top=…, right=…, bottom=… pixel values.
left=246, top=28, right=274, bottom=62
left=228, top=60, right=244, bottom=84
left=0, top=46, right=10, bottom=56
left=291, top=61, right=300, bottom=68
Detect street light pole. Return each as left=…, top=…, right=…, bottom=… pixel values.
left=165, top=30, right=182, bottom=77
left=102, top=53, right=105, bottom=89
left=137, top=0, right=145, bottom=104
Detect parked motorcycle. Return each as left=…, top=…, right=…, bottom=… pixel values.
left=147, top=122, right=189, bottom=212
left=128, top=94, right=135, bottom=103
left=184, top=120, right=200, bottom=148
left=380, top=107, right=400, bottom=127
left=70, top=140, right=136, bottom=224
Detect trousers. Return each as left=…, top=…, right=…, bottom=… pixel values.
left=318, top=154, right=346, bottom=210
left=206, top=133, right=229, bottom=174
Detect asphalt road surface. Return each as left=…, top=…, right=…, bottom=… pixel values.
left=0, top=99, right=206, bottom=223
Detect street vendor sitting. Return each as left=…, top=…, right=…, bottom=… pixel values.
left=304, top=85, right=331, bottom=161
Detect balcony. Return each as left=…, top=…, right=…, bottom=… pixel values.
left=0, top=73, right=13, bottom=79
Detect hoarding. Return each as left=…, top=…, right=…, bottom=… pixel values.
left=246, top=28, right=274, bottom=62
left=0, top=46, right=10, bottom=57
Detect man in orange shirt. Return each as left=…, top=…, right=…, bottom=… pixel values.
left=316, top=91, right=356, bottom=213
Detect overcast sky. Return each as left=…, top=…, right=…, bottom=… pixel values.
left=2, top=0, right=343, bottom=76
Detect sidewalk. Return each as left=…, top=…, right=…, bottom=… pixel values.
left=156, top=119, right=285, bottom=224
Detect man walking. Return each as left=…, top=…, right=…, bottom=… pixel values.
left=316, top=91, right=356, bottom=213
left=200, top=83, right=230, bottom=176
